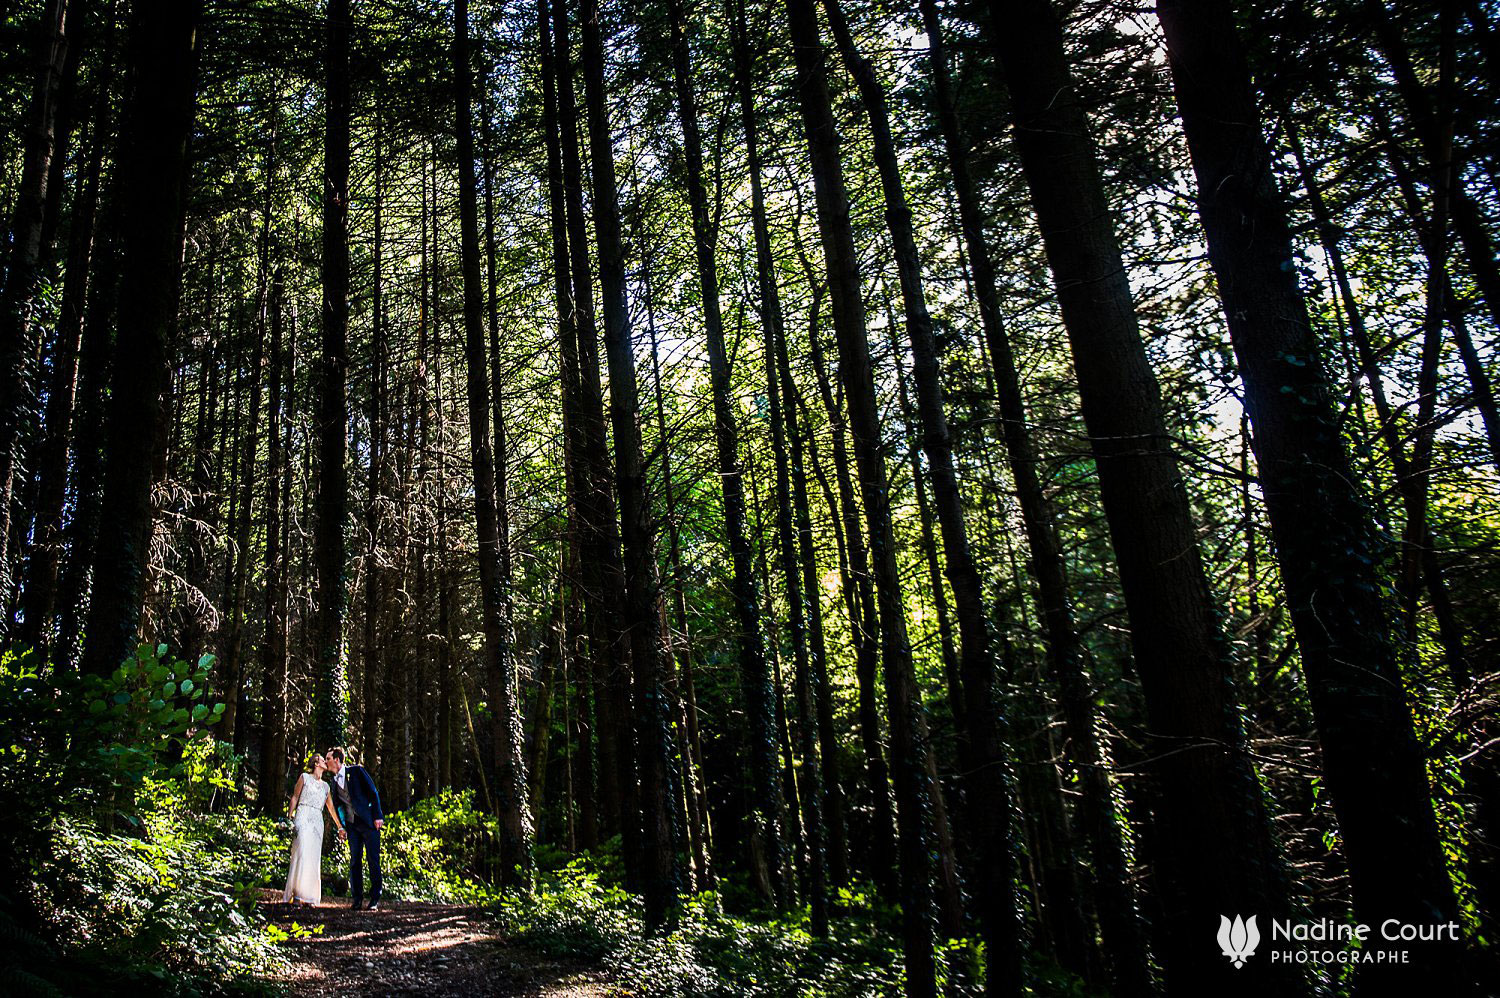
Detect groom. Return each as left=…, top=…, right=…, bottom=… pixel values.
left=326, top=747, right=384, bottom=910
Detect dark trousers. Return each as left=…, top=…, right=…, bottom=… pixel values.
left=347, top=822, right=382, bottom=902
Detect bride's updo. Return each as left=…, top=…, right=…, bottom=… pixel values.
left=304, top=753, right=325, bottom=774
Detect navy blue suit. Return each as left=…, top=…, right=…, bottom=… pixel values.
left=329, top=765, right=384, bottom=904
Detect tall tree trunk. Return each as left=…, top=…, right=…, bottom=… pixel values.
left=551, top=0, right=636, bottom=863
left=260, top=260, right=289, bottom=812
left=802, top=279, right=896, bottom=898
left=312, top=0, right=350, bottom=746
left=455, top=0, right=533, bottom=885
left=643, top=254, right=714, bottom=890
left=54, top=184, right=119, bottom=668
left=0, top=0, right=69, bottom=612
left=778, top=304, right=848, bottom=891
left=668, top=0, right=786, bottom=913
left=984, top=2, right=1296, bottom=995
left=221, top=150, right=274, bottom=747
left=1157, top=4, right=1464, bottom=991
left=361, top=118, right=387, bottom=765
left=919, top=3, right=1152, bottom=990
left=539, top=0, right=605, bottom=852
left=577, top=0, right=680, bottom=928
left=823, top=3, right=1020, bottom=986
left=783, top=0, right=938, bottom=988
left=1289, top=125, right=1469, bottom=683
left=79, top=0, right=199, bottom=676
left=20, top=64, right=108, bottom=652
left=480, top=60, right=523, bottom=824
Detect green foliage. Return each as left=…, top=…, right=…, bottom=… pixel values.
left=490, top=862, right=908, bottom=996
left=33, top=811, right=287, bottom=996
left=0, top=644, right=279, bottom=996
left=365, top=787, right=497, bottom=903
left=1, top=644, right=222, bottom=819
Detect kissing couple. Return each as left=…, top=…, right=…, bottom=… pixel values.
left=282, top=746, right=386, bottom=909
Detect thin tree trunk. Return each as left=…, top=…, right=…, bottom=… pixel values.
left=20, top=70, right=106, bottom=651
left=538, top=0, right=607, bottom=852
left=644, top=253, right=713, bottom=890
left=824, top=3, right=1020, bottom=985
left=455, top=0, right=533, bottom=885
left=803, top=278, right=896, bottom=898
left=361, top=118, right=387, bottom=764
left=1289, top=125, right=1469, bottom=684
left=220, top=144, right=274, bottom=747
left=54, top=182, right=119, bottom=668
left=919, top=3, right=1153, bottom=990
left=551, top=0, right=636, bottom=863
left=260, top=260, right=288, bottom=812
left=577, top=0, right=679, bottom=928
left=0, top=0, right=69, bottom=609
left=480, top=62, right=522, bottom=809
left=669, top=0, right=786, bottom=912
left=784, top=0, right=937, bottom=988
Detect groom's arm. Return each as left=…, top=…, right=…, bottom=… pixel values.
left=358, top=766, right=385, bottom=822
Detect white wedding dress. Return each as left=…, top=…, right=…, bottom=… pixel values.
left=283, top=775, right=329, bottom=904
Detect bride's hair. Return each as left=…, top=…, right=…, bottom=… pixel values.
left=304, top=753, right=325, bottom=773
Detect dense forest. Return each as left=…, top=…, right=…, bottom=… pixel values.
left=0, top=0, right=1497, bottom=994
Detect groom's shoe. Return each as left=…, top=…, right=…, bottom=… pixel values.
left=349, top=898, right=363, bottom=910
left=366, top=900, right=380, bottom=911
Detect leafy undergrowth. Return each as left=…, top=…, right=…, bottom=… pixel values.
left=1, top=644, right=1045, bottom=998
left=489, top=862, right=914, bottom=997
left=0, top=645, right=287, bottom=997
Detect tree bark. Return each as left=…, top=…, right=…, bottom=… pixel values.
left=918, top=2, right=1152, bottom=990
left=312, top=0, right=350, bottom=746
left=577, top=0, right=680, bottom=928
left=783, top=0, right=938, bottom=988
left=670, top=0, right=787, bottom=912
left=455, top=0, right=533, bottom=885
left=823, top=2, right=1020, bottom=985
left=551, top=0, right=636, bottom=864
left=1158, top=4, right=1466, bottom=992
left=985, top=2, right=1297, bottom=994
left=78, top=0, right=199, bottom=676
left=0, top=0, right=69, bottom=612
left=259, top=260, right=289, bottom=812
left=802, top=276, right=896, bottom=898
left=20, top=58, right=108, bottom=652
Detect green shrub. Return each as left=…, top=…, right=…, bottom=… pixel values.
left=489, top=862, right=909, bottom=997
left=34, top=812, right=287, bottom=996
left=0, top=643, right=281, bottom=996
left=377, top=787, right=498, bottom=903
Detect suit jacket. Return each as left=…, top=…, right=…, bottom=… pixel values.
left=329, top=764, right=384, bottom=829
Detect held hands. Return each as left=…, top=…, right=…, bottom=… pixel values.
left=338, top=827, right=347, bottom=841
left=373, top=819, right=383, bottom=830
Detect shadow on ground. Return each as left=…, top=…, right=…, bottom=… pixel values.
left=257, top=889, right=610, bottom=997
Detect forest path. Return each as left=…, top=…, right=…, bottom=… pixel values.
left=257, top=890, right=613, bottom=997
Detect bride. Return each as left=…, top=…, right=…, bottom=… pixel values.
left=282, top=753, right=347, bottom=905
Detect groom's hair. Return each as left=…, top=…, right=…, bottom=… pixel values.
left=327, top=747, right=345, bottom=763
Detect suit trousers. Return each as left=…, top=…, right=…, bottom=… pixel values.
left=347, top=821, right=382, bottom=902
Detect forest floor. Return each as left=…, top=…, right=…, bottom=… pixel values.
left=256, top=889, right=614, bottom=997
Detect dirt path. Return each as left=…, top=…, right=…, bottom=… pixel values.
left=258, top=890, right=613, bottom=997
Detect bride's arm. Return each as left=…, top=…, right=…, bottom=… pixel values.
left=288, top=774, right=303, bottom=818
left=324, top=793, right=347, bottom=840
